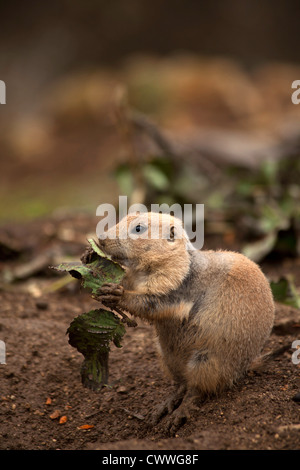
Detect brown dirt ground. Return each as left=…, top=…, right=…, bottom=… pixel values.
left=0, top=215, right=299, bottom=451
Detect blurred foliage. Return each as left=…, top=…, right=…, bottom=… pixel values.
left=114, top=155, right=204, bottom=207
left=2, top=53, right=300, bottom=225
left=231, top=156, right=300, bottom=261
left=113, top=122, right=300, bottom=263
left=270, top=276, right=300, bottom=309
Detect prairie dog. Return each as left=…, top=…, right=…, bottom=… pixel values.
left=95, top=212, right=275, bottom=421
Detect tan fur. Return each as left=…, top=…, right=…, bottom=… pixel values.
left=97, top=212, right=275, bottom=398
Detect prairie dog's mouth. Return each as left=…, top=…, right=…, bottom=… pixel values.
left=97, top=238, right=128, bottom=265
left=111, top=255, right=130, bottom=269
left=111, top=254, right=125, bottom=262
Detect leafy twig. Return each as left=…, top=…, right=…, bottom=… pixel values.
left=50, top=238, right=135, bottom=391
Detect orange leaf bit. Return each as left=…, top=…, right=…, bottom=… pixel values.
left=50, top=409, right=61, bottom=420
left=78, top=424, right=94, bottom=430
left=59, top=415, right=68, bottom=424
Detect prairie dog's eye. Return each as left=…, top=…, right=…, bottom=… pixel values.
left=132, top=224, right=147, bottom=234
left=168, top=225, right=175, bottom=241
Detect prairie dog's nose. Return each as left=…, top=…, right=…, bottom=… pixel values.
left=97, top=237, right=106, bottom=248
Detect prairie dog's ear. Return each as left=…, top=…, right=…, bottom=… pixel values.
left=168, top=225, right=175, bottom=241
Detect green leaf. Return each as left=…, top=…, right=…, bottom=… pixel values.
left=142, top=163, right=170, bottom=191
left=51, top=239, right=125, bottom=294
left=51, top=238, right=128, bottom=391
left=67, top=309, right=126, bottom=390
left=270, top=276, right=300, bottom=309
left=113, top=164, right=134, bottom=195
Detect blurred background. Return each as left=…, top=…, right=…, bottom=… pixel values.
left=1, top=0, right=300, bottom=272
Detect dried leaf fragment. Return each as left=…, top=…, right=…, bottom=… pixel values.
left=49, top=409, right=61, bottom=420
left=78, top=424, right=94, bottom=430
